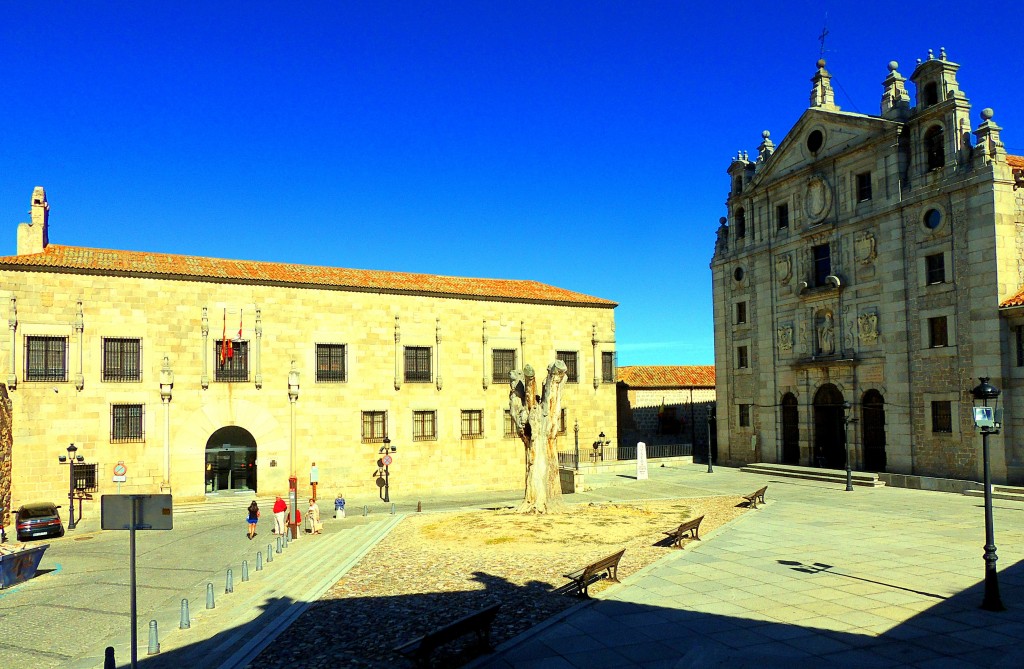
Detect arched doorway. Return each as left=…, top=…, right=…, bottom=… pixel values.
left=205, top=426, right=257, bottom=494
left=781, top=393, right=800, bottom=464
left=813, top=384, right=845, bottom=468
left=862, top=390, right=887, bottom=472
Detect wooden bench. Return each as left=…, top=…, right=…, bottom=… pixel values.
left=742, top=485, right=768, bottom=509
left=663, top=515, right=704, bottom=547
left=562, top=548, right=625, bottom=598
left=394, top=603, right=501, bottom=667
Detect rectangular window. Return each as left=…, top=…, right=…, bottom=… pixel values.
left=72, top=462, right=99, bottom=492
left=856, top=172, right=872, bottom=201
left=316, top=343, right=347, bottom=382
left=25, top=335, right=67, bottom=382
left=776, top=203, right=789, bottom=229
left=214, top=340, right=249, bottom=382
left=361, top=411, right=387, bottom=442
left=737, top=346, right=749, bottom=369
left=492, top=349, right=516, bottom=383
left=813, top=244, right=832, bottom=287
left=601, top=351, right=615, bottom=383
left=557, top=351, right=578, bottom=383
left=412, top=410, right=436, bottom=441
left=111, top=404, right=145, bottom=443
left=929, top=317, right=948, bottom=348
left=559, top=408, right=567, bottom=435
left=461, top=410, right=484, bottom=439
left=404, top=346, right=432, bottom=383
left=931, top=401, right=952, bottom=433
left=102, top=337, right=142, bottom=382
left=504, top=409, right=517, bottom=438
left=735, top=301, right=747, bottom=325
left=925, top=254, right=945, bottom=285
left=738, top=404, right=751, bottom=428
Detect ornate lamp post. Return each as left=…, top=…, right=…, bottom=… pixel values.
left=970, top=377, right=1005, bottom=612
left=287, top=361, right=300, bottom=538
left=842, top=401, right=856, bottom=491
left=573, top=419, right=580, bottom=471
left=706, top=408, right=714, bottom=473
left=58, top=443, right=84, bottom=530
left=379, top=438, right=396, bottom=503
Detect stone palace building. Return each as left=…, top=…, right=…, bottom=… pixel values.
left=0, top=188, right=618, bottom=513
left=711, top=50, right=1024, bottom=485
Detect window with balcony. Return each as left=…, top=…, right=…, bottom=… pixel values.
left=214, top=340, right=249, bottom=382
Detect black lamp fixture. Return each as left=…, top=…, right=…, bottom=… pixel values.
left=970, top=377, right=1005, bottom=612
left=842, top=402, right=856, bottom=491
left=61, top=443, right=80, bottom=530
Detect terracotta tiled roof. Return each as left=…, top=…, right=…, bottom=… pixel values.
left=1001, top=287, right=1024, bottom=308
left=1007, top=154, right=1024, bottom=168
left=0, top=245, right=617, bottom=307
left=617, top=365, right=715, bottom=388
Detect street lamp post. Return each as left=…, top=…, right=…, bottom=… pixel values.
left=706, top=409, right=714, bottom=473
left=843, top=402, right=855, bottom=491
left=59, top=443, right=82, bottom=530
left=379, top=438, right=395, bottom=503
left=970, top=377, right=1005, bottom=612
left=573, top=419, right=580, bottom=471
left=287, top=361, right=300, bottom=539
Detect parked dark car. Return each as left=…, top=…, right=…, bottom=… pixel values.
left=15, top=503, right=65, bottom=541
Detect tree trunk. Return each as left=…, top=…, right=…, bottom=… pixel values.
left=509, top=361, right=567, bottom=514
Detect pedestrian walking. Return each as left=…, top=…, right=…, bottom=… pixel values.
left=335, top=492, right=346, bottom=519
left=307, top=498, right=323, bottom=534
left=272, top=496, right=287, bottom=535
left=246, top=500, right=260, bottom=540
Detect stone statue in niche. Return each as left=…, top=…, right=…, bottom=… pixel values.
left=817, top=311, right=835, bottom=355
left=775, top=254, right=792, bottom=285
left=714, top=218, right=729, bottom=256
left=858, top=312, right=879, bottom=344
left=855, top=232, right=877, bottom=265
left=777, top=326, right=793, bottom=352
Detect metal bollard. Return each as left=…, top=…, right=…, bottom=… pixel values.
left=267, top=544, right=274, bottom=562
left=283, top=531, right=289, bottom=548
left=206, top=582, right=215, bottom=609
left=256, top=551, right=263, bottom=571
left=363, top=504, right=368, bottom=517
left=391, top=502, right=396, bottom=515
left=417, top=501, right=422, bottom=513
left=179, top=599, right=191, bottom=629
left=242, top=560, right=249, bottom=582
left=147, top=620, right=160, bottom=655
left=276, top=536, right=282, bottom=553
left=225, top=568, right=234, bottom=594
left=104, top=646, right=116, bottom=669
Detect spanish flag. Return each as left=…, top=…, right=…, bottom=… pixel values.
left=220, top=308, right=228, bottom=366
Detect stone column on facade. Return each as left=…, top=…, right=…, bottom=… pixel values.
left=481, top=320, right=488, bottom=389
left=200, top=307, right=209, bottom=389
left=393, top=316, right=401, bottom=391
left=159, top=356, right=174, bottom=491
left=254, top=307, right=263, bottom=389
left=435, top=318, right=443, bottom=391
left=520, top=321, right=526, bottom=369
left=7, top=297, right=16, bottom=389
left=592, top=323, right=599, bottom=390
left=74, top=301, right=85, bottom=390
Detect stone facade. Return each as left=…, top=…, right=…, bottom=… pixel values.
left=616, top=366, right=716, bottom=457
left=0, top=189, right=618, bottom=510
left=711, top=52, right=1024, bottom=485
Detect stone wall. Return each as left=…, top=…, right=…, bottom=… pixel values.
left=0, top=384, right=11, bottom=525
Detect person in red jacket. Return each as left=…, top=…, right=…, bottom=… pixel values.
left=272, top=496, right=287, bottom=536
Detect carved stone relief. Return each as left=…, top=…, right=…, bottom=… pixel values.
left=858, top=312, right=879, bottom=345
left=804, top=175, right=833, bottom=224
left=777, top=325, right=794, bottom=352
left=855, top=232, right=877, bottom=265
left=775, top=254, right=792, bottom=285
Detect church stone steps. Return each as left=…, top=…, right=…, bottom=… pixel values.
left=963, top=485, right=1024, bottom=503
left=739, top=462, right=886, bottom=487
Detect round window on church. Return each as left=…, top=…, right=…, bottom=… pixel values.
left=806, top=130, right=824, bottom=153
left=734, top=267, right=745, bottom=282
left=923, top=208, right=942, bottom=230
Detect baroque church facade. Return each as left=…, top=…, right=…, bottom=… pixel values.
left=711, top=51, right=1024, bottom=485
left=0, top=189, right=617, bottom=511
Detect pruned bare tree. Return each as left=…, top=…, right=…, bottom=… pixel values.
left=509, top=360, right=567, bottom=514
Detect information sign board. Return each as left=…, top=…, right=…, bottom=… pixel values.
left=101, top=494, right=173, bottom=531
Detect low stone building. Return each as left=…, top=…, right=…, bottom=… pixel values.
left=711, top=51, right=1024, bottom=484
left=0, top=187, right=618, bottom=513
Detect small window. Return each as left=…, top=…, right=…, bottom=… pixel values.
left=738, top=404, right=751, bottom=428
left=735, top=208, right=746, bottom=239
left=925, top=254, right=945, bottom=284
left=556, top=351, right=578, bottom=383
left=806, top=130, right=824, bottom=153
left=559, top=408, right=567, bottom=435
left=404, top=346, right=432, bottom=383
left=504, top=409, right=517, bottom=438
left=111, top=404, right=145, bottom=443
left=316, top=343, right=347, bottom=382
left=813, top=244, right=832, bottom=287
left=735, top=301, right=747, bottom=325
left=102, top=337, right=142, bottom=382
left=776, top=203, right=789, bottom=229
left=214, top=340, right=249, bottom=382
left=492, top=349, right=516, bottom=384
left=737, top=346, right=749, bottom=369
left=923, top=208, right=942, bottom=230
left=412, top=410, right=436, bottom=441
left=734, top=267, right=745, bottom=282
left=361, top=411, right=387, bottom=443
left=25, top=335, right=67, bottom=382
left=734, top=176, right=743, bottom=194
left=931, top=400, right=952, bottom=433
left=923, top=81, right=939, bottom=106
left=925, top=125, right=944, bottom=170
left=601, top=351, right=615, bottom=383
left=856, top=172, right=872, bottom=201
left=461, top=410, right=484, bottom=439
left=928, top=317, right=948, bottom=348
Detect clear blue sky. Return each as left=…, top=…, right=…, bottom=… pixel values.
left=2, top=2, right=1021, bottom=366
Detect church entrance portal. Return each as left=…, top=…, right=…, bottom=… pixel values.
left=862, top=390, right=887, bottom=472
left=205, top=426, right=257, bottom=494
left=781, top=393, right=800, bottom=464
left=813, top=384, right=846, bottom=469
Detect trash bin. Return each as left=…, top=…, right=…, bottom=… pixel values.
left=0, top=543, right=50, bottom=589
left=334, top=496, right=346, bottom=519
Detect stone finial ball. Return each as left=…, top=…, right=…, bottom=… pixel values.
left=719, top=217, right=728, bottom=225
left=981, top=108, right=994, bottom=121
left=762, top=130, right=771, bottom=139
left=817, top=58, right=826, bottom=69
left=888, top=61, right=899, bottom=72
